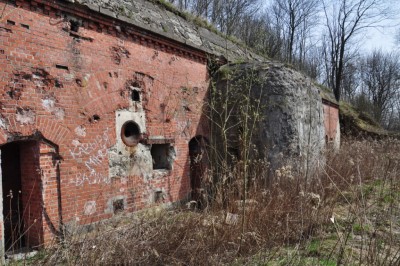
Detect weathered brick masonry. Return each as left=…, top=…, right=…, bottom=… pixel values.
left=0, top=0, right=340, bottom=253
left=323, top=99, right=340, bottom=148
left=0, top=0, right=210, bottom=249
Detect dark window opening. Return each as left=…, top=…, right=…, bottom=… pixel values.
left=7, top=20, right=15, bottom=26
left=20, top=24, right=29, bottom=30
left=89, top=114, right=100, bottom=123
left=154, top=191, right=164, bottom=203
left=70, top=20, right=80, bottom=32
left=151, top=144, right=172, bottom=170
left=121, top=121, right=141, bottom=146
left=131, top=90, right=140, bottom=102
left=55, top=79, right=63, bottom=88
left=113, top=199, right=124, bottom=214
left=56, top=64, right=69, bottom=71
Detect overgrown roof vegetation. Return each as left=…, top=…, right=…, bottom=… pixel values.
left=315, top=83, right=400, bottom=138
left=149, top=0, right=248, bottom=47
left=150, top=0, right=219, bottom=33
left=315, top=83, right=338, bottom=105
left=74, top=0, right=262, bottom=62
left=155, top=1, right=251, bottom=52
left=340, top=101, right=394, bottom=137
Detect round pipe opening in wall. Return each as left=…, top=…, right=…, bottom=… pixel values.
left=121, top=120, right=141, bottom=146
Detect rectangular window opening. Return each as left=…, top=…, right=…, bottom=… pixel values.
left=56, top=64, right=69, bottom=71
left=155, top=190, right=164, bottom=203
left=7, top=20, right=15, bottom=26
left=113, top=199, right=124, bottom=214
left=151, top=144, right=172, bottom=170
left=20, top=24, right=30, bottom=30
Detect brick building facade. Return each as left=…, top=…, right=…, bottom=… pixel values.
left=0, top=0, right=216, bottom=251
left=0, top=0, right=340, bottom=254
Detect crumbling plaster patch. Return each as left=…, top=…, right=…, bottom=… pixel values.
left=16, top=107, right=35, bottom=125
left=42, top=97, right=65, bottom=120
left=109, top=108, right=150, bottom=178
left=0, top=117, right=8, bottom=130
left=75, top=125, right=86, bottom=137
left=84, top=200, right=96, bottom=215
left=109, top=143, right=153, bottom=179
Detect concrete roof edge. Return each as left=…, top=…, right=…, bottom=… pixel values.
left=60, top=0, right=265, bottom=62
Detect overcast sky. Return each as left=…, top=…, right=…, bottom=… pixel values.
left=362, top=18, right=399, bottom=52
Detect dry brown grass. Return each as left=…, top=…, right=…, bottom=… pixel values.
left=16, top=138, right=400, bottom=265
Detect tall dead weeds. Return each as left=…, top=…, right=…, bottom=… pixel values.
left=24, top=138, right=400, bottom=265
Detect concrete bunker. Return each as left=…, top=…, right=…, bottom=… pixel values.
left=213, top=62, right=326, bottom=177
left=0, top=0, right=306, bottom=251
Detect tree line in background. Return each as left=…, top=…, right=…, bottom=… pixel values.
left=167, top=0, right=400, bottom=131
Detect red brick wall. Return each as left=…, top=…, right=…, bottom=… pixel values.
left=20, top=141, right=43, bottom=248
left=0, top=0, right=209, bottom=244
left=40, top=141, right=60, bottom=245
left=323, top=103, right=339, bottom=142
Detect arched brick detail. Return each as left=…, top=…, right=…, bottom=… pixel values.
left=0, top=129, right=8, bottom=145
left=0, top=117, right=71, bottom=147
left=35, top=117, right=72, bottom=146
left=81, top=69, right=157, bottom=117
left=83, top=92, right=128, bottom=116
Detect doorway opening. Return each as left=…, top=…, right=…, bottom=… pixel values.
left=188, top=136, right=209, bottom=207
left=1, top=141, right=43, bottom=252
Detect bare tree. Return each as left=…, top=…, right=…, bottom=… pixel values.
left=235, top=14, right=285, bottom=59
left=190, top=0, right=212, bottom=17
left=167, top=0, right=189, bottom=10
left=360, top=50, right=400, bottom=126
left=322, top=0, right=390, bottom=101
left=216, top=0, right=260, bottom=35
left=174, top=0, right=260, bottom=36
left=269, top=0, right=320, bottom=63
left=341, top=60, right=360, bottom=101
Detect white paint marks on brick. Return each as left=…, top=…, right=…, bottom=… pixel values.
left=16, top=108, right=35, bottom=125
left=84, top=201, right=96, bottom=215
left=72, top=139, right=81, bottom=147
left=42, top=97, right=55, bottom=111
left=42, top=97, right=65, bottom=120
left=0, top=117, right=7, bottom=130
left=63, top=73, right=75, bottom=82
left=53, top=108, right=65, bottom=120
left=75, top=125, right=86, bottom=137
